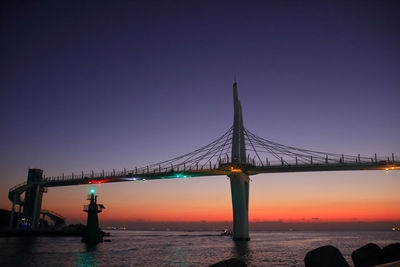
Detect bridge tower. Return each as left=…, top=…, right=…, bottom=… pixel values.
left=229, top=82, right=250, bottom=241
left=22, top=168, right=45, bottom=230
left=82, top=188, right=105, bottom=244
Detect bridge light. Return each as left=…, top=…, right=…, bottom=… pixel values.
left=230, top=167, right=242, bottom=173
left=90, top=188, right=95, bottom=194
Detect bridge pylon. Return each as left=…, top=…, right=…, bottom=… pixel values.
left=229, top=82, right=250, bottom=240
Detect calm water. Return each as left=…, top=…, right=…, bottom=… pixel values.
left=0, top=230, right=399, bottom=266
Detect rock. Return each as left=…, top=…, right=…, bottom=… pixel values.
left=305, top=245, right=349, bottom=267
left=374, top=260, right=400, bottom=267
left=210, top=258, right=246, bottom=267
left=381, top=243, right=400, bottom=264
left=352, top=243, right=381, bottom=267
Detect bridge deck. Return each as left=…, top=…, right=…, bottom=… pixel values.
left=9, top=161, right=400, bottom=205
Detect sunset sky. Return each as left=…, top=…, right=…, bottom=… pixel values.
left=1, top=1, right=399, bottom=229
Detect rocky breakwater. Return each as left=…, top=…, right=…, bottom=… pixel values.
left=305, top=243, right=400, bottom=267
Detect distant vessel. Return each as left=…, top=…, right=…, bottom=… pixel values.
left=220, top=229, right=233, bottom=236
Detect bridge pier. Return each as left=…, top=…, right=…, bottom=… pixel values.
left=22, top=169, right=44, bottom=230
left=17, top=204, right=22, bottom=227
left=31, top=185, right=44, bottom=230
left=9, top=194, right=16, bottom=229
left=229, top=171, right=250, bottom=241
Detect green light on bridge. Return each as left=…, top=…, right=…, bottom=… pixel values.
left=161, top=173, right=192, bottom=179
left=90, top=188, right=95, bottom=194
left=175, top=173, right=190, bottom=178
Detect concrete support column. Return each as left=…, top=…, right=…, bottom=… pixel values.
left=9, top=194, right=16, bottom=229
left=31, top=185, right=42, bottom=230
left=17, top=204, right=22, bottom=228
left=40, top=212, right=45, bottom=230
left=229, top=171, right=250, bottom=241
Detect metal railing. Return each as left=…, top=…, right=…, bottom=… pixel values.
left=41, top=209, right=66, bottom=221
left=9, top=181, right=27, bottom=192
left=9, top=153, right=399, bottom=195
left=38, top=154, right=399, bottom=183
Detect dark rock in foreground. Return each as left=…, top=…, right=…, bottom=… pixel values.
left=352, top=243, right=381, bottom=267
left=381, top=243, right=400, bottom=264
left=306, top=242, right=400, bottom=267
left=210, top=258, right=246, bottom=267
left=305, top=245, right=349, bottom=267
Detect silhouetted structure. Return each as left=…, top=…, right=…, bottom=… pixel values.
left=8, top=83, right=400, bottom=239
left=82, top=189, right=105, bottom=244
left=9, top=169, right=46, bottom=230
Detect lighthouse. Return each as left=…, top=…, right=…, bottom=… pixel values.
left=82, top=188, right=105, bottom=244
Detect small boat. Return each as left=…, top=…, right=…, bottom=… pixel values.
left=220, top=229, right=233, bottom=236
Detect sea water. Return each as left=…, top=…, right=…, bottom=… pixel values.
left=0, top=230, right=399, bottom=266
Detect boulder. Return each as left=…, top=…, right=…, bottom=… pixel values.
left=210, top=258, right=246, bottom=267
left=305, top=245, right=349, bottom=267
left=352, top=243, right=381, bottom=267
left=381, top=243, right=400, bottom=264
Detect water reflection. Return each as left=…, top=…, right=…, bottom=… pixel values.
left=232, top=240, right=252, bottom=264
left=74, top=244, right=99, bottom=267
left=14, top=237, right=37, bottom=266
left=85, top=243, right=97, bottom=252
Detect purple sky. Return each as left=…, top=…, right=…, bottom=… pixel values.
left=1, top=1, right=399, bottom=224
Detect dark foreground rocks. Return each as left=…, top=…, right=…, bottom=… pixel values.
left=381, top=243, right=400, bottom=265
left=352, top=242, right=400, bottom=267
left=305, top=245, right=349, bottom=267
left=352, top=243, right=381, bottom=267
left=210, top=258, right=246, bottom=267
left=305, top=243, right=400, bottom=267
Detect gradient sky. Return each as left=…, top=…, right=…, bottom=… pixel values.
left=1, top=1, right=399, bottom=227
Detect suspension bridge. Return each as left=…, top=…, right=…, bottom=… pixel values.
left=8, top=82, right=400, bottom=240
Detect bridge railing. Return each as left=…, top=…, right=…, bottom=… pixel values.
left=8, top=155, right=400, bottom=195
left=242, top=154, right=399, bottom=168
left=217, top=154, right=398, bottom=168
left=9, top=181, right=27, bottom=192
left=37, top=154, right=398, bottom=184
left=41, top=163, right=225, bottom=182
left=41, top=209, right=66, bottom=221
